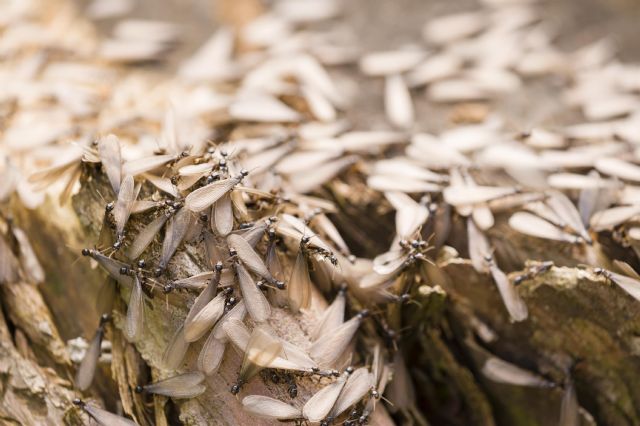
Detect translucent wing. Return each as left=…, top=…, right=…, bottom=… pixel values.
left=311, top=289, right=345, bottom=341
left=98, top=134, right=122, bottom=194
left=236, top=262, right=271, bottom=323
left=467, top=218, right=490, bottom=273
left=124, top=274, right=144, bottom=341
left=159, top=208, right=192, bottom=270
left=113, top=174, right=137, bottom=236
left=239, top=326, right=283, bottom=382
left=127, top=213, right=169, bottom=260
left=227, top=234, right=275, bottom=283
left=185, top=175, right=243, bottom=212
left=330, top=367, right=374, bottom=418
left=310, top=314, right=362, bottom=367
left=288, top=248, right=312, bottom=313
left=302, top=373, right=347, bottom=422
left=75, top=321, right=105, bottom=391
left=82, top=403, right=137, bottom=426
left=184, top=290, right=227, bottom=342
left=214, top=194, right=234, bottom=236
left=242, top=395, right=302, bottom=420
left=162, top=325, right=189, bottom=370
left=487, top=258, right=528, bottom=322
left=509, top=212, right=576, bottom=243
left=143, top=371, right=206, bottom=398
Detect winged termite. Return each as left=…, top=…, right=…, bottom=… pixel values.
left=122, top=154, right=178, bottom=177
left=127, top=211, right=170, bottom=260
left=481, top=356, right=553, bottom=387
left=96, top=277, right=117, bottom=315
left=184, top=287, right=231, bottom=342
left=238, top=218, right=271, bottom=247
left=486, top=255, right=528, bottom=322
left=73, top=399, right=136, bottom=426
left=198, top=301, right=246, bottom=375
left=166, top=271, right=213, bottom=291
left=113, top=174, right=138, bottom=248
left=231, top=325, right=283, bottom=394
left=185, top=171, right=248, bottom=212
left=330, top=367, right=375, bottom=419
left=136, top=371, right=206, bottom=399
left=288, top=238, right=312, bottom=313
left=214, top=193, right=234, bottom=236
left=10, top=226, right=44, bottom=283
left=98, top=135, right=122, bottom=195
left=509, top=212, right=578, bottom=243
left=242, top=395, right=303, bottom=420
left=277, top=214, right=334, bottom=254
left=75, top=314, right=109, bottom=391
left=124, top=273, right=144, bottom=341
left=82, top=249, right=133, bottom=288
left=227, top=233, right=283, bottom=287
left=312, top=286, right=346, bottom=341
left=467, top=218, right=490, bottom=273
left=310, top=311, right=367, bottom=367
left=156, top=207, right=192, bottom=275
left=302, top=368, right=351, bottom=422
left=594, top=267, right=640, bottom=302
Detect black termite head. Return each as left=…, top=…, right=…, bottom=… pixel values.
left=240, top=169, right=249, bottom=178
left=113, top=238, right=123, bottom=250
left=215, top=261, right=224, bottom=272
left=229, top=247, right=238, bottom=257
left=170, top=175, right=179, bottom=185
left=329, top=254, right=338, bottom=266
left=345, top=366, right=355, bottom=375
left=137, top=259, right=146, bottom=268
left=358, top=414, right=369, bottom=425
left=154, top=267, right=163, bottom=277
left=222, top=287, right=234, bottom=296
left=206, top=174, right=219, bottom=184
left=239, top=222, right=254, bottom=230
left=218, top=158, right=227, bottom=168
left=256, top=280, right=266, bottom=291
left=370, top=389, right=380, bottom=399
left=275, top=280, right=286, bottom=290
left=119, top=266, right=130, bottom=275
left=135, top=385, right=144, bottom=394
left=81, top=248, right=91, bottom=257
left=199, top=213, right=208, bottom=222
left=163, top=283, right=174, bottom=294
left=320, top=416, right=334, bottom=426
left=99, top=313, right=110, bottom=325
left=72, top=398, right=85, bottom=407
left=230, top=382, right=242, bottom=394
left=105, top=202, right=114, bottom=212
left=338, top=283, right=348, bottom=294
left=331, top=369, right=340, bottom=377
left=288, top=383, right=297, bottom=398
left=357, top=309, right=370, bottom=319
left=398, top=293, right=411, bottom=304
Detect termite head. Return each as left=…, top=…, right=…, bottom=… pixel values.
left=301, top=236, right=311, bottom=245
left=398, top=293, right=411, bottom=304
left=81, top=248, right=91, bottom=257
left=199, top=213, right=208, bottom=222
left=358, top=309, right=370, bottom=319
left=358, top=415, right=369, bottom=425
left=329, top=255, right=338, bottom=266
left=345, top=366, right=355, bottom=375
left=170, top=175, right=179, bottom=185
left=119, top=266, right=130, bottom=275
left=371, top=389, right=380, bottom=399
left=222, top=287, right=233, bottom=296
left=240, top=169, right=249, bottom=178
left=320, top=418, right=333, bottom=426
left=219, top=158, right=227, bottom=168
left=154, top=267, right=163, bottom=277
left=99, top=313, right=110, bottom=325
left=163, top=283, right=174, bottom=294
left=288, top=383, right=297, bottom=398
left=275, top=280, right=286, bottom=290
left=113, top=240, right=122, bottom=250
left=256, top=280, right=266, bottom=290
left=135, top=385, right=144, bottom=394
left=331, top=369, right=340, bottom=377
left=137, top=259, right=146, bottom=268
left=229, top=247, right=237, bottom=257
left=215, top=261, right=224, bottom=272
left=105, top=202, right=114, bottom=212
left=230, top=383, right=241, bottom=394
left=72, top=398, right=84, bottom=407
left=267, top=228, right=276, bottom=240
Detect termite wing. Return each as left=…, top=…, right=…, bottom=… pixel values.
left=73, top=399, right=136, bottom=426
left=136, top=371, right=206, bottom=399
left=75, top=314, right=109, bottom=391
left=230, top=325, right=283, bottom=394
